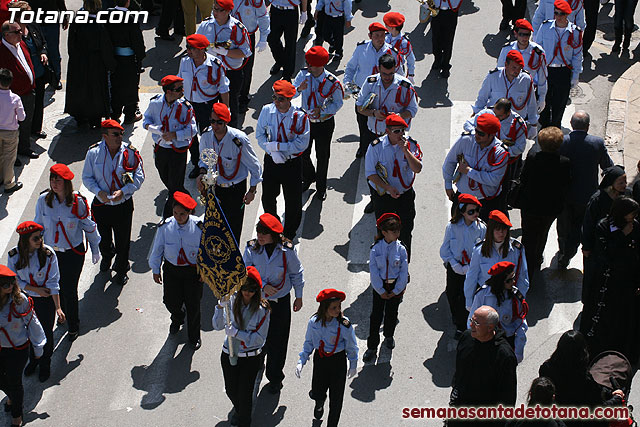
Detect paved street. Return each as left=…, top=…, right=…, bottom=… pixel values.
left=1, top=0, right=640, bottom=425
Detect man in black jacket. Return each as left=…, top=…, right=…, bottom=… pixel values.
left=449, top=306, right=517, bottom=427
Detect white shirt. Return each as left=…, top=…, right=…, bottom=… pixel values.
left=2, top=38, right=34, bottom=85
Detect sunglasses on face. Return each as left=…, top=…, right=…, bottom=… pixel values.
left=517, top=32, right=531, bottom=37
left=31, top=234, right=43, bottom=242
left=554, top=10, right=567, bottom=15
left=171, top=86, right=184, bottom=92
left=210, top=119, right=226, bottom=125
left=464, top=208, right=478, bottom=215
left=0, top=282, right=13, bottom=289
left=390, top=128, right=405, bottom=134
left=505, top=276, right=516, bottom=283
left=271, top=94, right=287, bottom=102
left=475, top=129, right=487, bottom=137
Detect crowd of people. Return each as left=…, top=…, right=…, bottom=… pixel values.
left=0, top=0, right=637, bottom=425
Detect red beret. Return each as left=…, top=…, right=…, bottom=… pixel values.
left=316, top=288, right=346, bottom=303
left=0, top=265, right=16, bottom=278
left=506, top=50, right=525, bottom=67
left=101, top=119, right=124, bottom=131
left=385, top=113, right=408, bottom=128
left=554, top=0, right=572, bottom=14
left=246, top=266, right=262, bottom=288
left=50, top=163, right=74, bottom=181
left=160, top=75, right=184, bottom=87
left=383, top=12, right=405, bottom=27
left=488, top=210, right=512, bottom=227
left=514, top=19, right=533, bottom=32
left=488, top=261, right=516, bottom=276
left=173, top=191, right=197, bottom=211
left=215, top=0, right=234, bottom=10
left=476, top=113, right=501, bottom=135
left=259, top=213, right=284, bottom=234
left=186, top=34, right=210, bottom=49
left=369, top=22, right=387, bottom=33
left=305, top=46, right=329, bottom=67
left=376, top=212, right=401, bottom=228
left=273, top=80, right=296, bottom=98
left=16, top=221, right=44, bottom=235
left=212, top=102, right=231, bottom=123
left=458, top=193, right=482, bottom=207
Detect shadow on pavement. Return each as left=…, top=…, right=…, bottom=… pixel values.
left=415, top=69, right=452, bottom=108
left=326, top=157, right=363, bottom=205
left=349, top=362, right=393, bottom=402
left=354, top=0, right=391, bottom=19
left=343, top=287, right=372, bottom=341
left=78, top=271, right=124, bottom=335
left=252, top=386, right=287, bottom=427
left=422, top=292, right=457, bottom=388
left=525, top=263, right=582, bottom=327
left=482, top=31, right=510, bottom=59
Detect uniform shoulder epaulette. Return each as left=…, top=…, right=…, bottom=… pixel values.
left=512, top=287, right=526, bottom=301
left=340, top=317, right=351, bottom=328
left=151, top=94, right=161, bottom=100
left=475, top=239, right=485, bottom=247
left=516, top=115, right=526, bottom=125
left=408, top=136, right=417, bottom=144
left=260, top=299, right=269, bottom=309
left=39, top=188, right=49, bottom=195
left=247, top=238, right=257, bottom=249
left=357, top=40, right=367, bottom=46
left=522, top=69, right=530, bottom=75
left=232, top=137, right=242, bottom=148
left=181, top=99, right=192, bottom=109
left=197, top=220, right=204, bottom=231
left=45, top=248, right=53, bottom=257
left=326, top=74, right=336, bottom=82
left=503, top=42, right=511, bottom=47
left=400, top=80, right=411, bottom=88
left=8, top=248, right=17, bottom=257
left=127, top=144, right=138, bottom=152
left=89, top=142, right=100, bottom=150
left=489, top=68, right=499, bottom=74
left=202, top=126, right=211, bottom=134
left=236, top=21, right=246, bottom=30
left=213, top=56, right=223, bottom=66
left=533, top=45, right=543, bottom=55
left=282, top=240, right=294, bottom=250
left=202, top=15, right=213, bottom=21
left=367, top=76, right=377, bottom=83
left=462, top=130, right=472, bottom=136
left=371, top=137, right=382, bottom=146
left=390, top=47, right=399, bottom=54
left=512, top=239, right=523, bottom=249
left=474, top=284, right=488, bottom=296
left=402, top=34, right=410, bottom=41
left=157, top=218, right=166, bottom=227
left=543, top=19, right=553, bottom=24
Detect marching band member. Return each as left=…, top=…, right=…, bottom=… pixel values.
left=213, top=266, right=270, bottom=427
left=532, top=0, right=585, bottom=31
left=143, top=75, right=197, bottom=219
left=267, top=0, right=307, bottom=81
left=7, top=221, right=64, bottom=383
left=197, top=103, right=262, bottom=242
left=295, top=288, right=358, bottom=426
left=431, top=0, right=464, bottom=78
left=149, top=191, right=203, bottom=350
left=314, top=0, right=352, bottom=60
left=383, top=12, right=415, bottom=83
left=82, top=120, right=145, bottom=286
left=243, top=213, right=304, bottom=394
left=0, top=264, right=46, bottom=427
left=34, top=164, right=101, bottom=342
left=293, top=46, right=344, bottom=201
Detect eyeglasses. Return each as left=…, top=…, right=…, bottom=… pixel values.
left=30, top=234, right=43, bottom=242
left=464, top=208, right=478, bottom=215
left=517, top=32, right=531, bottom=37
left=272, top=94, right=287, bottom=102
left=470, top=318, right=483, bottom=327
left=475, top=129, right=487, bottom=137
left=171, top=86, right=184, bottom=92
left=390, top=128, right=405, bottom=134
left=0, top=282, right=13, bottom=289
left=554, top=10, right=567, bottom=15
left=210, top=119, right=226, bottom=125
left=505, top=276, right=516, bottom=283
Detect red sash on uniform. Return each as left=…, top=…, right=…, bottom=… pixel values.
left=0, top=296, right=35, bottom=351
left=318, top=323, right=341, bottom=357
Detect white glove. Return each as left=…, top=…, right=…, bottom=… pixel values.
left=295, top=361, right=304, bottom=378
left=212, top=47, right=229, bottom=56
left=266, top=141, right=279, bottom=153
left=347, top=360, right=357, bottom=378
left=225, top=324, right=238, bottom=337
left=571, top=79, right=579, bottom=88
left=147, top=124, right=163, bottom=135
left=451, top=262, right=465, bottom=275
left=408, top=75, right=415, bottom=85
left=271, top=151, right=286, bottom=164
left=461, top=264, right=469, bottom=275
left=92, top=252, right=101, bottom=265
left=299, top=13, right=307, bottom=25
left=537, top=100, right=546, bottom=112
left=256, top=40, right=268, bottom=53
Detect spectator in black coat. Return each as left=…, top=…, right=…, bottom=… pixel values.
left=557, top=111, right=613, bottom=269
left=519, top=126, right=570, bottom=276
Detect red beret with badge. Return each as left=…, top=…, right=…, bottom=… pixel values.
left=369, top=22, right=387, bottom=33
left=316, top=288, right=346, bottom=303
left=458, top=193, right=482, bottom=207
left=0, top=265, right=16, bottom=278
left=488, top=210, right=513, bottom=227
left=305, top=46, right=330, bottom=67
left=488, top=261, right=516, bottom=276
left=246, top=266, right=262, bottom=288
left=101, top=119, right=124, bottom=131
left=212, top=103, right=231, bottom=123
left=160, top=75, right=184, bottom=87
left=514, top=19, right=533, bottom=32
left=385, top=113, right=408, bottom=128
left=186, top=34, right=209, bottom=50
left=215, top=0, right=234, bottom=10
left=476, top=113, right=501, bottom=135
left=376, top=212, right=401, bottom=228
left=259, top=213, right=284, bottom=234
left=16, top=221, right=44, bottom=235
left=50, top=164, right=74, bottom=181
left=173, top=191, right=197, bottom=211
left=273, top=80, right=296, bottom=98
left=554, top=0, right=572, bottom=14
left=507, top=50, right=525, bottom=67
left=383, top=12, right=405, bottom=28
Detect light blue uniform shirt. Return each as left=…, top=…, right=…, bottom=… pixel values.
left=497, top=41, right=548, bottom=101
left=82, top=140, right=145, bottom=205
left=440, top=219, right=487, bottom=267
left=468, top=286, right=528, bottom=363
left=243, top=240, right=304, bottom=300
left=386, top=33, right=415, bottom=76
left=148, top=216, right=202, bottom=274
left=473, top=68, right=539, bottom=125
left=344, top=41, right=397, bottom=88
left=533, top=20, right=583, bottom=82
left=178, top=53, right=230, bottom=104
left=365, top=134, right=422, bottom=195
left=298, top=315, right=358, bottom=365
left=356, top=73, right=418, bottom=135
left=369, top=239, right=408, bottom=295
left=271, top=0, right=301, bottom=7
left=463, top=238, right=529, bottom=308
left=197, top=15, right=252, bottom=71
left=292, top=68, right=344, bottom=120
left=34, top=191, right=101, bottom=254
left=232, top=0, right=270, bottom=40
left=442, top=133, right=509, bottom=199
left=198, top=126, right=263, bottom=187
left=316, top=0, right=353, bottom=21
left=464, top=109, right=528, bottom=157
left=142, top=95, right=198, bottom=149
left=256, top=104, right=310, bottom=159
left=433, top=0, right=463, bottom=10
left=532, top=0, right=585, bottom=33
left=7, top=245, right=60, bottom=297
left=0, top=293, right=47, bottom=356
left=212, top=294, right=270, bottom=353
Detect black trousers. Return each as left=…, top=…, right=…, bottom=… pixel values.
left=614, top=0, right=639, bottom=32
left=155, top=146, right=188, bottom=219
left=110, top=55, right=140, bottom=121
left=521, top=212, right=556, bottom=274
left=162, top=262, right=202, bottom=343
left=478, top=191, right=508, bottom=222
left=56, top=244, right=85, bottom=333
left=240, top=33, right=256, bottom=106
left=356, top=105, right=377, bottom=154
left=556, top=201, right=587, bottom=262
left=32, top=75, right=46, bottom=134
left=445, top=263, right=468, bottom=331
left=303, top=118, right=335, bottom=193
left=216, top=180, right=247, bottom=243
left=30, top=296, right=55, bottom=368
left=221, top=350, right=265, bottom=427
left=262, top=154, right=303, bottom=240
left=310, top=349, right=347, bottom=427
left=540, top=66, right=571, bottom=129
left=190, top=98, right=216, bottom=167
left=157, top=0, right=184, bottom=35
left=369, top=185, right=416, bottom=261
left=316, top=13, right=345, bottom=55
left=0, top=347, right=28, bottom=418
left=431, top=9, right=458, bottom=72
left=18, top=91, right=35, bottom=154
left=583, top=0, right=599, bottom=52
left=367, top=289, right=402, bottom=350
left=92, top=197, right=134, bottom=274
left=265, top=293, right=291, bottom=384
left=227, top=68, right=244, bottom=128
left=268, top=7, right=298, bottom=80
left=500, top=0, right=526, bottom=24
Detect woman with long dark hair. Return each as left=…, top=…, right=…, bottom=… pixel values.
left=213, top=267, right=270, bottom=427
left=0, top=264, right=46, bottom=427
left=7, top=221, right=64, bottom=382
left=34, top=164, right=101, bottom=342
left=295, top=288, right=358, bottom=427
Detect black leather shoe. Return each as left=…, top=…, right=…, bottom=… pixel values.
left=300, top=25, right=312, bottom=39
left=100, top=257, right=112, bottom=272
left=313, top=401, right=324, bottom=420
left=38, top=365, right=50, bottom=382
left=18, top=150, right=39, bottom=159
left=123, top=113, right=143, bottom=124
left=113, top=273, right=129, bottom=286
left=68, top=331, right=79, bottom=342
left=32, top=131, right=47, bottom=139
left=384, top=337, right=395, bottom=349
left=169, top=322, right=181, bottom=335
left=188, top=167, right=200, bottom=179
left=270, top=64, right=282, bottom=75
left=55, top=80, right=63, bottom=90
left=355, top=147, right=367, bottom=158
left=316, top=190, right=326, bottom=201
left=363, top=348, right=376, bottom=362
left=364, top=201, right=375, bottom=214
left=189, top=339, right=201, bottom=350
left=24, top=360, right=38, bottom=376
left=4, top=182, right=23, bottom=194
left=267, top=381, right=283, bottom=394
